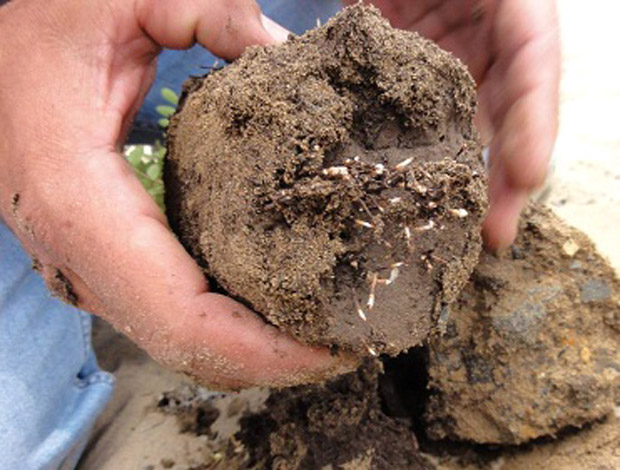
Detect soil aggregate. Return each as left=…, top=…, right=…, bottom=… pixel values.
left=165, top=204, right=618, bottom=469
left=424, top=204, right=620, bottom=444
left=165, top=5, right=487, bottom=357
left=236, top=360, right=431, bottom=470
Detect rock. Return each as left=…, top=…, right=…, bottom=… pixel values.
left=425, top=204, right=620, bottom=444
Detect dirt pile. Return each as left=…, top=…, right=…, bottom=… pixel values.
left=227, top=205, right=619, bottom=468
left=165, top=4, right=487, bottom=357
left=151, top=204, right=619, bottom=468
left=425, top=204, right=619, bottom=444
left=237, top=360, right=430, bottom=470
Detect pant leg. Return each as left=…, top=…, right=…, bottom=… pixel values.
left=130, top=0, right=342, bottom=142
left=0, top=223, right=114, bottom=470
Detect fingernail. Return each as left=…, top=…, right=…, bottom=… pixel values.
left=261, top=14, right=291, bottom=43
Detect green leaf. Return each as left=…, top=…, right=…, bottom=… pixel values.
left=127, top=146, right=143, bottom=166
left=156, top=105, right=176, bottom=117
left=146, top=163, right=162, bottom=180
left=158, top=118, right=170, bottom=128
left=161, top=87, right=179, bottom=106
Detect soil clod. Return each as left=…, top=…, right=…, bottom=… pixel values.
left=165, top=5, right=487, bottom=357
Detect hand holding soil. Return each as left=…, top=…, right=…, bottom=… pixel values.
left=0, top=0, right=561, bottom=390
left=0, top=0, right=352, bottom=390
left=356, top=0, right=561, bottom=249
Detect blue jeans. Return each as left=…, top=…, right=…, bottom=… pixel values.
left=0, top=223, right=115, bottom=470
left=0, top=2, right=341, bottom=468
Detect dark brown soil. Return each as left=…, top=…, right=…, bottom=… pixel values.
left=425, top=204, right=620, bottom=444
left=165, top=5, right=487, bottom=357
left=169, top=205, right=617, bottom=469
left=236, top=360, right=431, bottom=470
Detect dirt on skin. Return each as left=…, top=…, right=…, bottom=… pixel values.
left=425, top=204, right=620, bottom=444
left=165, top=5, right=487, bottom=357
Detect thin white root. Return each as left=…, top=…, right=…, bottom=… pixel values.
left=395, top=157, right=414, bottom=171
left=322, top=166, right=349, bottom=178
left=373, top=163, right=386, bottom=176
left=367, top=272, right=378, bottom=309
left=355, top=219, right=373, bottom=229
left=380, top=264, right=402, bottom=285
left=367, top=346, right=378, bottom=357
left=353, top=293, right=367, bottom=321
left=415, top=220, right=435, bottom=231
left=448, top=208, right=469, bottom=218
left=422, top=255, right=433, bottom=271
left=358, top=308, right=368, bottom=321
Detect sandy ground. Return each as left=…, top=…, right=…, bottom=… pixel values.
left=78, top=1, right=620, bottom=468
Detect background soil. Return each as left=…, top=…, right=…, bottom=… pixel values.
left=78, top=1, right=620, bottom=468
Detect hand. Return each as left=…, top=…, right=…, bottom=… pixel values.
left=0, top=0, right=353, bottom=389
left=353, top=0, right=561, bottom=249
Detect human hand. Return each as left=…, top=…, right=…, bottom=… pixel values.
left=351, top=0, right=561, bottom=249
left=0, top=0, right=354, bottom=389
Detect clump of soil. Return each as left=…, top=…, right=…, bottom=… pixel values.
left=165, top=5, right=487, bottom=357
left=425, top=204, right=620, bottom=444
left=158, top=385, right=221, bottom=437
left=237, top=360, right=431, bottom=470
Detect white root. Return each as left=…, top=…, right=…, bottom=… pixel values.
left=415, top=220, right=435, bottom=231
left=404, top=226, right=412, bottom=240
left=322, top=166, right=349, bottom=178
left=367, top=346, right=378, bottom=357
left=355, top=219, right=373, bottom=229
left=395, top=157, right=414, bottom=171
left=373, top=163, right=386, bottom=176
left=405, top=225, right=414, bottom=251
left=448, top=208, right=469, bottom=218
left=353, top=293, right=367, bottom=321
left=422, top=255, right=433, bottom=271
left=358, top=308, right=368, bottom=322
left=367, top=272, right=378, bottom=309
left=386, top=267, right=399, bottom=285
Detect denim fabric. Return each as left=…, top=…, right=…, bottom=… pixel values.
left=0, top=223, right=115, bottom=470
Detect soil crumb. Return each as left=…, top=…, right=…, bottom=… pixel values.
left=425, top=204, right=620, bottom=444
left=165, top=4, right=487, bottom=357
left=158, top=385, right=221, bottom=437
left=236, top=360, right=431, bottom=470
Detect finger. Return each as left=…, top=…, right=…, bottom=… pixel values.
left=482, top=160, right=528, bottom=250
left=134, top=0, right=286, bottom=59
left=492, top=92, right=557, bottom=191
left=488, top=0, right=560, bottom=190
left=346, top=0, right=444, bottom=31
left=20, top=148, right=356, bottom=389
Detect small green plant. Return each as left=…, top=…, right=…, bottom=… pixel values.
left=124, top=87, right=179, bottom=212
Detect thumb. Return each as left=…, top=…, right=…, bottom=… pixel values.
left=134, top=0, right=290, bottom=59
